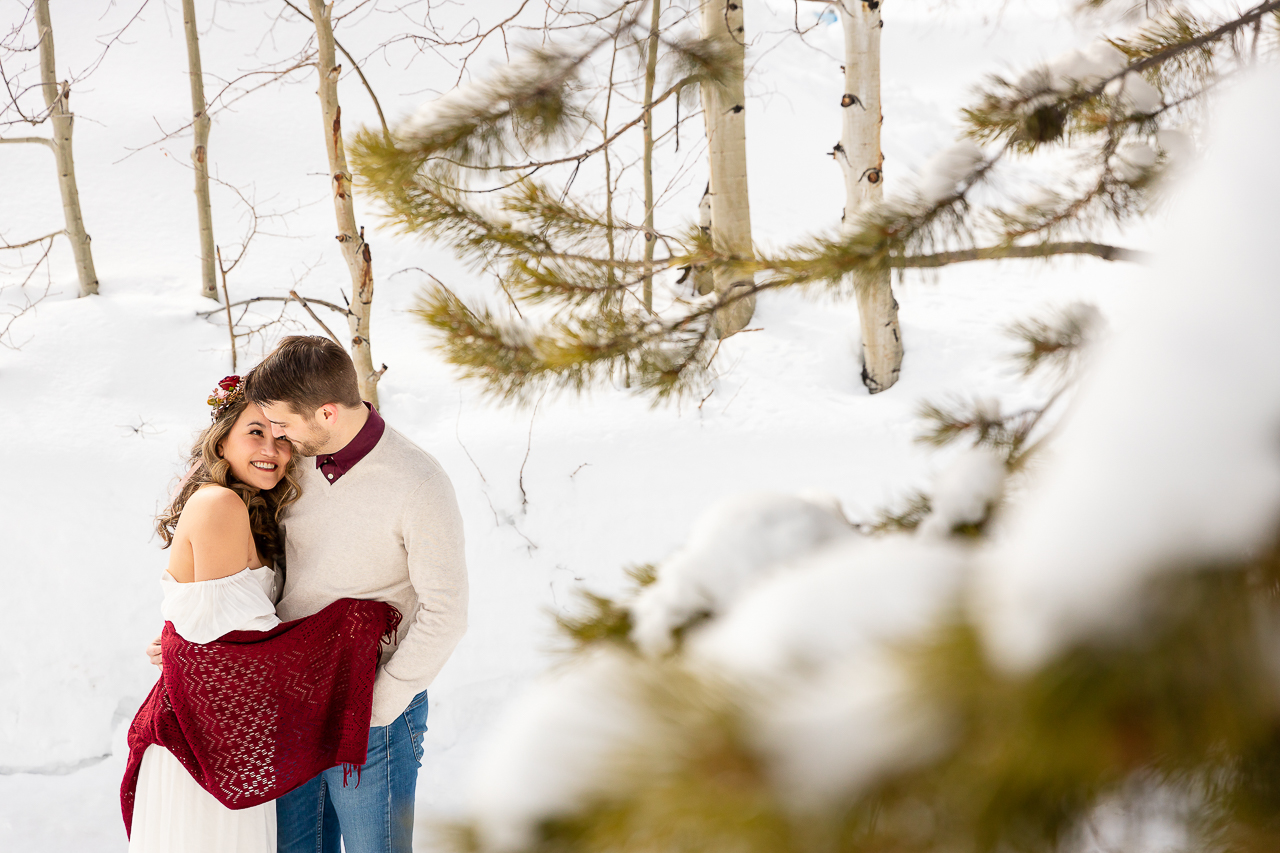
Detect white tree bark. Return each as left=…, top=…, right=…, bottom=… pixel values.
left=34, top=0, right=98, bottom=298
left=838, top=0, right=902, bottom=393
left=699, top=0, right=754, bottom=337
left=641, top=0, right=661, bottom=313
left=693, top=184, right=714, bottom=296
left=181, top=0, right=218, bottom=301
left=307, top=0, right=381, bottom=407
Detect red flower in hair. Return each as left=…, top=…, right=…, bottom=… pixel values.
left=208, top=375, right=246, bottom=421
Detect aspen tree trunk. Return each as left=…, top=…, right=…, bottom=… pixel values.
left=838, top=0, right=902, bottom=393
left=641, top=0, right=661, bottom=312
left=693, top=185, right=713, bottom=296
left=181, top=0, right=218, bottom=301
left=307, top=0, right=380, bottom=407
left=699, top=0, right=754, bottom=336
left=34, top=0, right=97, bottom=298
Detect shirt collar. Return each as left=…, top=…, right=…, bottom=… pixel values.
left=315, top=402, right=385, bottom=480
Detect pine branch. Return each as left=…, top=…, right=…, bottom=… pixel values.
left=901, top=241, right=1148, bottom=268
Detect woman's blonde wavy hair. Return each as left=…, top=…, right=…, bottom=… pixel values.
left=156, top=394, right=302, bottom=566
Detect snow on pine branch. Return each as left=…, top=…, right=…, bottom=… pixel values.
left=975, top=64, right=1280, bottom=672
left=458, top=64, right=1280, bottom=853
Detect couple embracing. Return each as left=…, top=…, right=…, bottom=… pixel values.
left=123, top=335, right=467, bottom=853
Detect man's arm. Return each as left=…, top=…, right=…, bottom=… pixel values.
left=369, top=469, right=468, bottom=726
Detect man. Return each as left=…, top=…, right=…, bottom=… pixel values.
left=154, top=335, right=467, bottom=853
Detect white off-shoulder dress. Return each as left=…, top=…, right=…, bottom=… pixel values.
left=128, top=567, right=282, bottom=853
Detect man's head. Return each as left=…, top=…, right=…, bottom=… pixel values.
left=245, top=336, right=365, bottom=457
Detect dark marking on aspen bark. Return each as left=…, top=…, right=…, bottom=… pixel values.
left=841, top=93, right=864, bottom=109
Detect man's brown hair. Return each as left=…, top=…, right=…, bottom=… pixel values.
left=245, top=335, right=362, bottom=414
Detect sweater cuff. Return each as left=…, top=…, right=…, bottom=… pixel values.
left=369, top=668, right=421, bottom=728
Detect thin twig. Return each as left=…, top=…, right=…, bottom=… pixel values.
left=289, top=289, right=344, bottom=346
left=196, top=294, right=350, bottom=318
left=518, top=391, right=546, bottom=513
left=1, top=229, right=64, bottom=250
left=216, top=245, right=236, bottom=371
left=280, top=0, right=390, bottom=138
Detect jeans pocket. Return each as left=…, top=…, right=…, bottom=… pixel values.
left=402, top=691, right=429, bottom=763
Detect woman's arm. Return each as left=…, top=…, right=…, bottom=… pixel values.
left=181, top=486, right=254, bottom=582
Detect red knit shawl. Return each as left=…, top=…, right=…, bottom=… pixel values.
left=120, top=598, right=401, bottom=836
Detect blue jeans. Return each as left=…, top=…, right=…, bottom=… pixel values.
left=276, top=690, right=429, bottom=853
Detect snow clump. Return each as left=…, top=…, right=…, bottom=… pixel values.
left=752, top=652, right=949, bottom=809
left=629, top=493, right=854, bottom=656
left=1110, top=139, right=1159, bottom=182
left=690, top=536, right=968, bottom=680
left=974, top=65, right=1280, bottom=672
left=690, top=537, right=968, bottom=805
left=1047, top=41, right=1129, bottom=90
left=918, top=140, right=986, bottom=205
left=918, top=445, right=1007, bottom=538
left=1105, top=72, right=1163, bottom=115
left=468, top=649, right=661, bottom=851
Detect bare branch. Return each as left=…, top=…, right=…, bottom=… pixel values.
left=279, top=0, right=390, bottom=138
left=289, top=288, right=344, bottom=346
left=1, top=229, right=64, bottom=250
left=196, top=294, right=351, bottom=318
left=900, top=241, right=1149, bottom=268
left=0, top=135, right=52, bottom=148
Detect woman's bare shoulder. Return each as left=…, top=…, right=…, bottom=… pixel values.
left=179, top=485, right=249, bottom=530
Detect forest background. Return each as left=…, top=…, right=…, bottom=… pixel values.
left=1, top=0, right=1273, bottom=851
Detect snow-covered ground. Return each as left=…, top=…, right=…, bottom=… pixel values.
left=0, top=1, right=1145, bottom=848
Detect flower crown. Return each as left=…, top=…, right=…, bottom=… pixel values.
left=207, top=375, right=246, bottom=422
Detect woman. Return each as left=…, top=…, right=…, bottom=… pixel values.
left=128, top=374, right=300, bottom=853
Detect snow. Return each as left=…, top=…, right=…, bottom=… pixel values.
left=1106, top=72, right=1163, bottom=115
left=917, top=140, right=986, bottom=205
left=975, top=65, right=1280, bottom=672
left=1111, top=139, right=1159, bottom=182
left=750, top=652, right=949, bottom=809
left=917, top=445, right=1007, bottom=538
left=0, top=1, right=1150, bottom=848
left=689, top=536, right=968, bottom=680
left=467, top=649, right=657, bottom=852
left=1048, top=41, right=1129, bottom=90
left=629, top=493, right=853, bottom=656
left=689, top=537, right=967, bottom=805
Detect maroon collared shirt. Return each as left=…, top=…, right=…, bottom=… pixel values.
left=316, top=403, right=385, bottom=484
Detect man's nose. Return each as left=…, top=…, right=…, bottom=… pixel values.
left=271, top=425, right=287, bottom=439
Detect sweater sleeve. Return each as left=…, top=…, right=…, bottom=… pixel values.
left=369, top=468, right=469, bottom=726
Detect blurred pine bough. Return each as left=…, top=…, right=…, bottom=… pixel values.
left=424, top=30, right=1280, bottom=853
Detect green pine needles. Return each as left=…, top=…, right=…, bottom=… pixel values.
left=350, top=2, right=1279, bottom=405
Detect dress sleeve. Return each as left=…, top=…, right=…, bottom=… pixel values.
left=161, top=570, right=281, bottom=644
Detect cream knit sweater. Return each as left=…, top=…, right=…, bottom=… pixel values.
left=277, top=426, right=467, bottom=727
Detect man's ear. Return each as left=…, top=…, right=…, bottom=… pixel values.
left=316, top=403, right=339, bottom=423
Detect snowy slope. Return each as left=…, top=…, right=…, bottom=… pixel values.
left=0, top=1, right=1142, bottom=848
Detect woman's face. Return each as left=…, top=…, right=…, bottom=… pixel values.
left=218, top=404, right=292, bottom=491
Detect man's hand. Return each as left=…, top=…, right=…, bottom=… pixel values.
left=146, top=635, right=163, bottom=670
